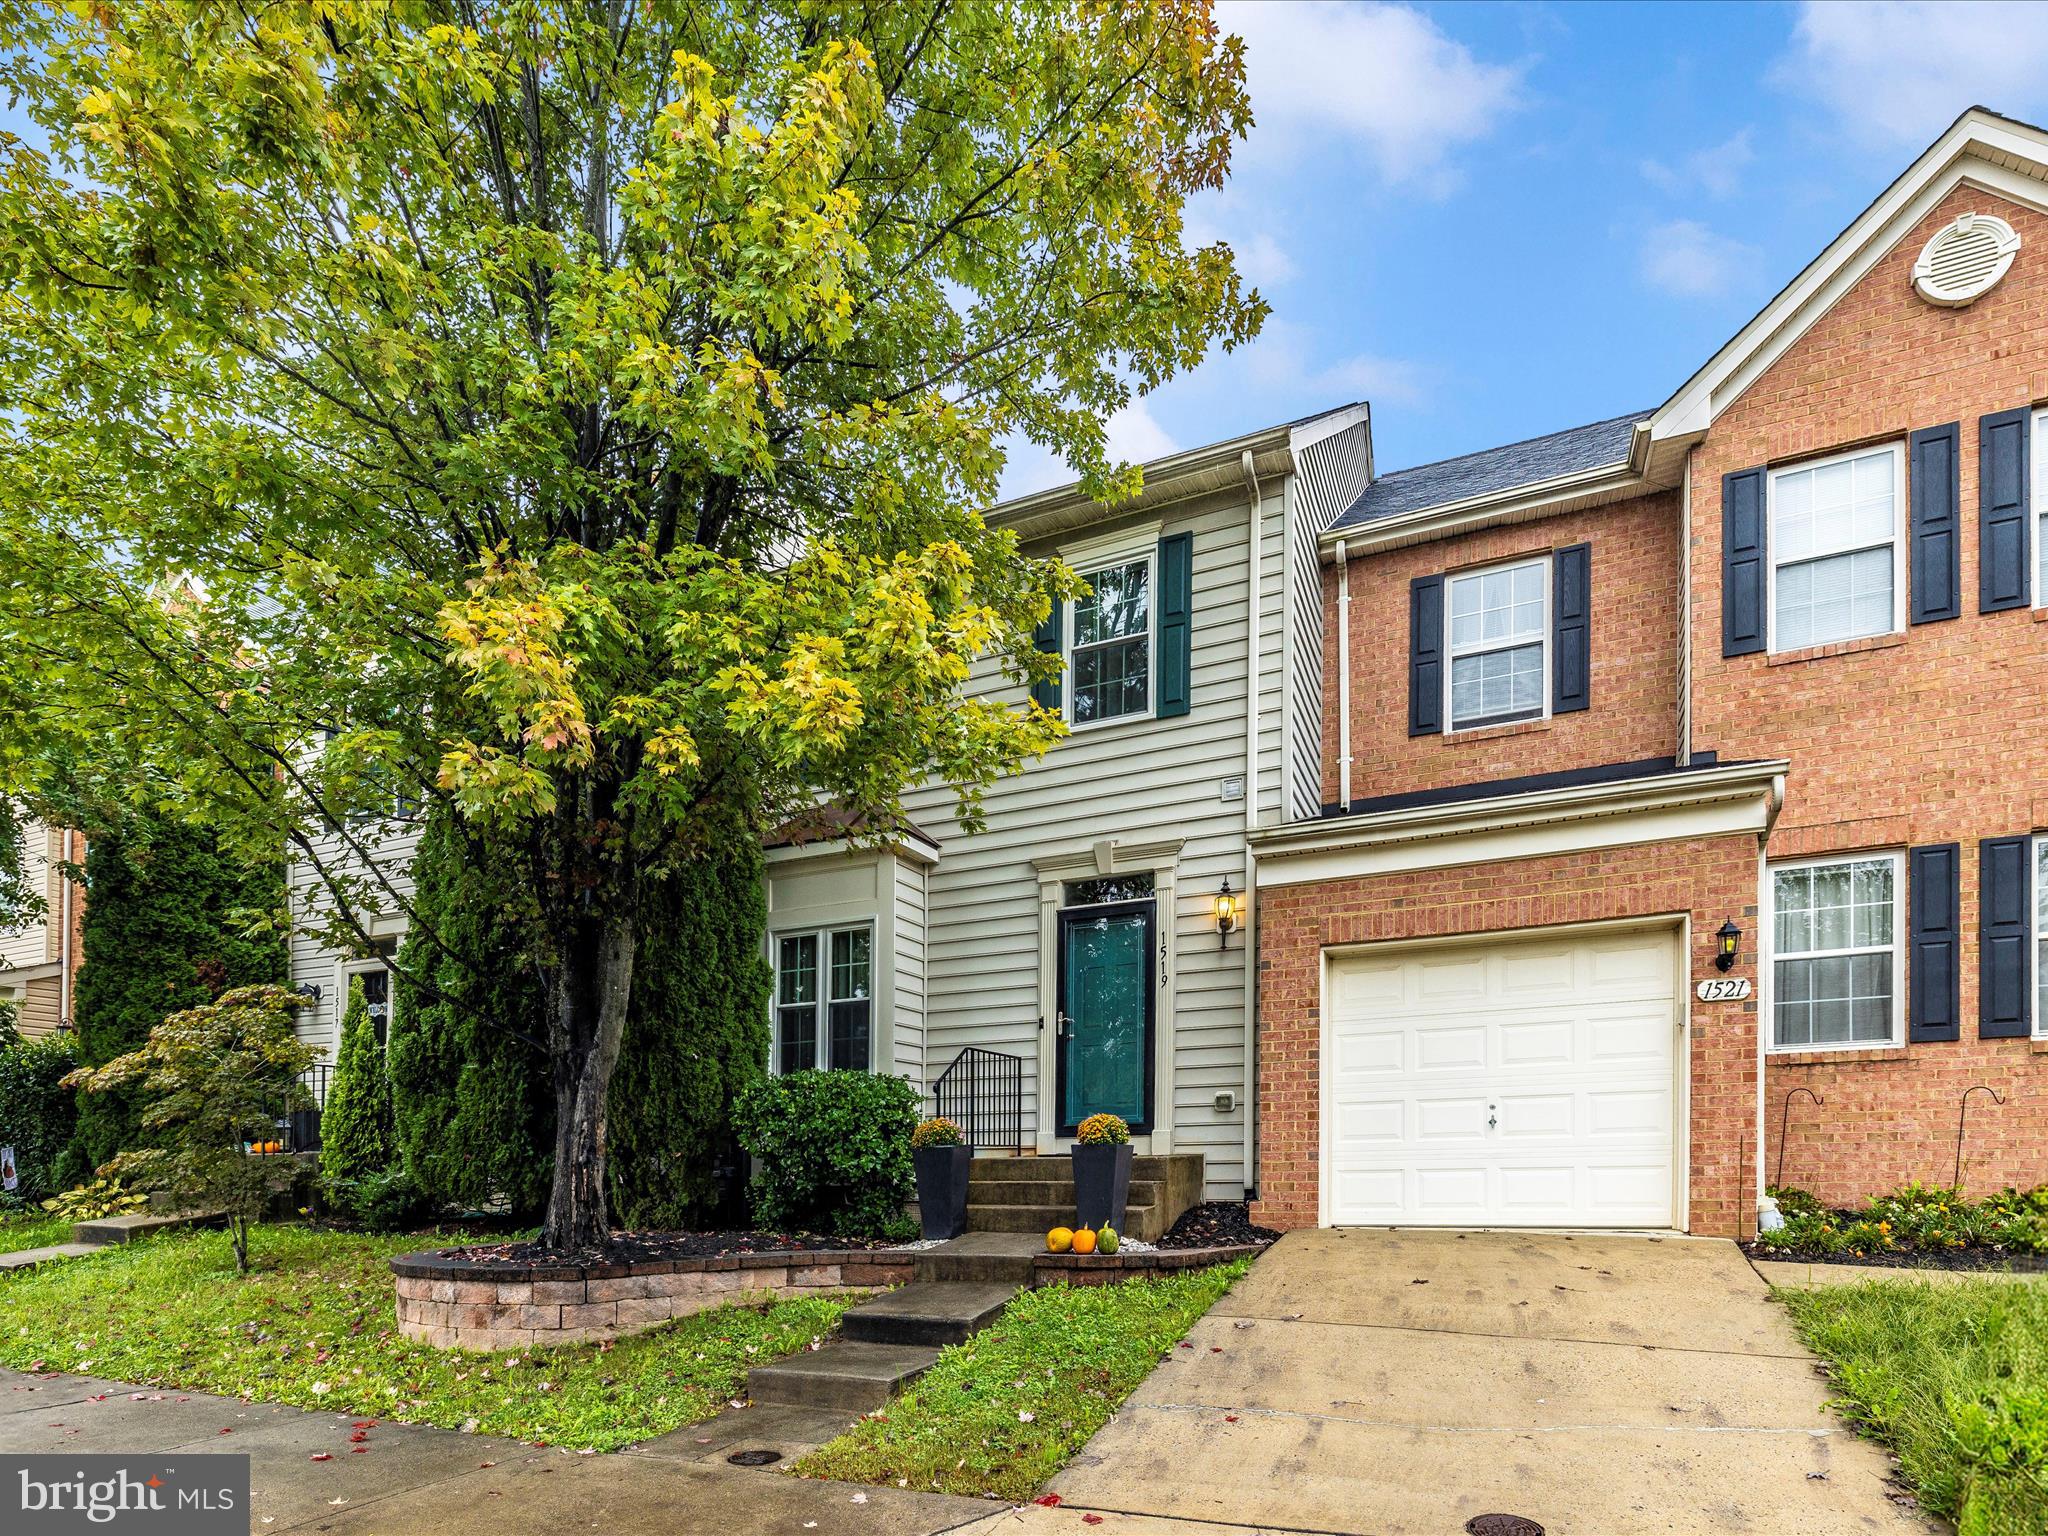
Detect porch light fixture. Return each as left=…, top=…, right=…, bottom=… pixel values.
left=1214, top=878, right=1240, bottom=949
left=1715, top=919, right=1741, bottom=972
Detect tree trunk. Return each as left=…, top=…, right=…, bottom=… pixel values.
left=540, top=903, right=638, bottom=1252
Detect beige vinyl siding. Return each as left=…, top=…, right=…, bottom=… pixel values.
left=892, top=856, right=929, bottom=1087
left=906, top=489, right=1259, bottom=1200
left=13, top=976, right=62, bottom=1038
left=0, top=822, right=60, bottom=974
left=286, top=816, right=422, bottom=1070
left=1285, top=421, right=1368, bottom=822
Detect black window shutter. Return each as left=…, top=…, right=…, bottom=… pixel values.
left=1721, top=467, right=1767, bottom=656
left=1979, top=407, right=2031, bottom=613
left=1408, top=574, right=1444, bottom=736
left=1552, top=542, right=1591, bottom=714
left=1908, top=843, right=1960, bottom=1042
left=1156, top=531, right=1194, bottom=719
left=1980, top=835, right=2033, bottom=1038
left=1029, top=599, right=1062, bottom=713
left=1909, top=423, right=1961, bottom=624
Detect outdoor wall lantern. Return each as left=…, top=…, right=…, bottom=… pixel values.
left=1715, top=919, right=1742, bottom=972
left=1214, top=878, right=1241, bottom=949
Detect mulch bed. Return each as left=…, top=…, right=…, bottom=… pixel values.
left=1744, top=1242, right=2048, bottom=1273
left=1154, top=1201, right=1280, bottom=1251
left=441, top=1230, right=902, bottom=1269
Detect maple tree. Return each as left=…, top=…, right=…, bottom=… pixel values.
left=0, top=1, right=1263, bottom=1250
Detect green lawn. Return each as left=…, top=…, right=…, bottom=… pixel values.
left=799, top=1258, right=1252, bottom=1501
left=0, top=1224, right=854, bottom=1452
left=0, top=1214, right=73, bottom=1255
left=1781, top=1278, right=2048, bottom=1536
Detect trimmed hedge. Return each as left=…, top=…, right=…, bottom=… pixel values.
left=0, top=1025, right=78, bottom=1206
left=734, top=1070, right=918, bottom=1238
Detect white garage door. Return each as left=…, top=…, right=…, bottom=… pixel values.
left=1324, top=926, right=1679, bottom=1228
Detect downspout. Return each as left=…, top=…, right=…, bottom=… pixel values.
left=1335, top=539, right=1353, bottom=809
left=1239, top=449, right=1263, bottom=1200
left=57, top=827, right=74, bottom=1027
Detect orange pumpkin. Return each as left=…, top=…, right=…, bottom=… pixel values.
left=1070, top=1227, right=1097, bottom=1255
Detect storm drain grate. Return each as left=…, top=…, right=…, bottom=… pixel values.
left=726, top=1448, right=784, bottom=1467
left=1465, top=1517, right=1544, bottom=1536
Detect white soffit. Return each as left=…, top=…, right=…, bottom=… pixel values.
left=1651, top=109, right=2048, bottom=442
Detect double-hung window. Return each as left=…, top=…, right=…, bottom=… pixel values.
left=1446, top=557, right=1547, bottom=731
left=1768, top=444, right=1902, bottom=651
left=1770, top=854, right=1903, bottom=1049
left=774, top=925, right=873, bottom=1072
left=2033, top=409, right=2048, bottom=607
left=2035, top=838, right=2048, bottom=1037
left=1068, top=557, right=1151, bottom=726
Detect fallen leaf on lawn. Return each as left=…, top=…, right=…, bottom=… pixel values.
left=1017, top=1410, right=1035, bottom=1423
left=311, top=1382, right=331, bottom=1396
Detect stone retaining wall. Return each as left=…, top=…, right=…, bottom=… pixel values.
left=390, top=1249, right=914, bottom=1352
left=1033, top=1243, right=1264, bottom=1286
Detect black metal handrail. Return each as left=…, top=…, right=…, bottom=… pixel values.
left=931, top=1047, right=1024, bottom=1153
left=284, top=1063, right=333, bottom=1154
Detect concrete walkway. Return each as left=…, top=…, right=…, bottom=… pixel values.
left=1040, top=1228, right=1945, bottom=1536
left=0, top=1366, right=993, bottom=1535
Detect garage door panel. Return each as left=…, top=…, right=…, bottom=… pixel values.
left=1498, top=1018, right=1574, bottom=1065
left=1496, top=1093, right=1573, bottom=1137
left=1414, top=1025, right=1487, bottom=1071
left=1326, top=928, right=1678, bottom=1229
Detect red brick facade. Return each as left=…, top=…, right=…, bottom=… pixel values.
left=1692, top=182, right=2048, bottom=1205
left=1322, top=492, right=1680, bottom=806
left=1252, top=835, right=1761, bottom=1237
left=1257, top=172, right=2048, bottom=1234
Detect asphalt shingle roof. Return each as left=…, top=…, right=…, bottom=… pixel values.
left=1329, top=410, right=1650, bottom=532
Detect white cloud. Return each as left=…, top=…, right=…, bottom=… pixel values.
left=1235, top=232, right=1297, bottom=289
left=1218, top=1, right=1525, bottom=194
left=1639, top=219, right=1763, bottom=300
left=1103, top=400, right=1178, bottom=465
left=1640, top=128, right=1755, bottom=199
left=1240, top=317, right=1430, bottom=407
left=995, top=401, right=1181, bottom=500
left=1782, top=2, right=2048, bottom=147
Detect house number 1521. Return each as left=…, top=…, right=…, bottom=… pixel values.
left=1695, top=977, right=1752, bottom=1002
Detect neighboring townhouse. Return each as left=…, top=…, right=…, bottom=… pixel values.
left=0, top=819, right=84, bottom=1039
left=290, top=105, right=2048, bottom=1239
left=1252, top=106, right=2048, bottom=1239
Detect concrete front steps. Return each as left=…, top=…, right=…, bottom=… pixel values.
left=747, top=1238, right=1039, bottom=1413
left=72, top=1211, right=219, bottom=1246
left=964, top=1152, right=1203, bottom=1243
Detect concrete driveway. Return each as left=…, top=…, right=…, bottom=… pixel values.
left=1041, top=1228, right=1944, bottom=1536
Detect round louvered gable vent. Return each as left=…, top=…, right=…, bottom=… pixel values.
left=1913, top=212, right=2021, bottom=307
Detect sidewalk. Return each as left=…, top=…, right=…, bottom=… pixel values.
left=0, top=1366, right=994, bottom=1535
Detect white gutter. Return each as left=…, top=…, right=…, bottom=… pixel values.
left=1335, top=539, right=1352, bottom=808
left=1250, top=759, right=1790, bottom=863
left=1238, top=449, right=1263, bottom=1203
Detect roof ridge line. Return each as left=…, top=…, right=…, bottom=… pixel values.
left=1373, top=409, right=1653, bottom=482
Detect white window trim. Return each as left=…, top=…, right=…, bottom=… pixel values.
left=1765, top=440, right=1907, bottom=654
left=1065, top=551, right=1156, bottom=732
left=1443, top=553, right=1550, bottom=734
left=2032, top=835, right=2048, bottom=1039
left=770, top=920, right=876, bottom=1074
left=2031, top=408, right=2048, bottom=611
left=1763, top=849, right=1906, bottom=1054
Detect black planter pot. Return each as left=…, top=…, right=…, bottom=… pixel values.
left=1071, top=1142, right=1134, bottom=1233
left=913, top=1144, right=974, bottom=1241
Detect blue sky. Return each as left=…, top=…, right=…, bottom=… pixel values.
left=1001, top=0, right=2048, bottom=495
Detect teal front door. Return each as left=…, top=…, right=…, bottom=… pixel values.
left=1056, top=900, right=1155, bottom=1135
